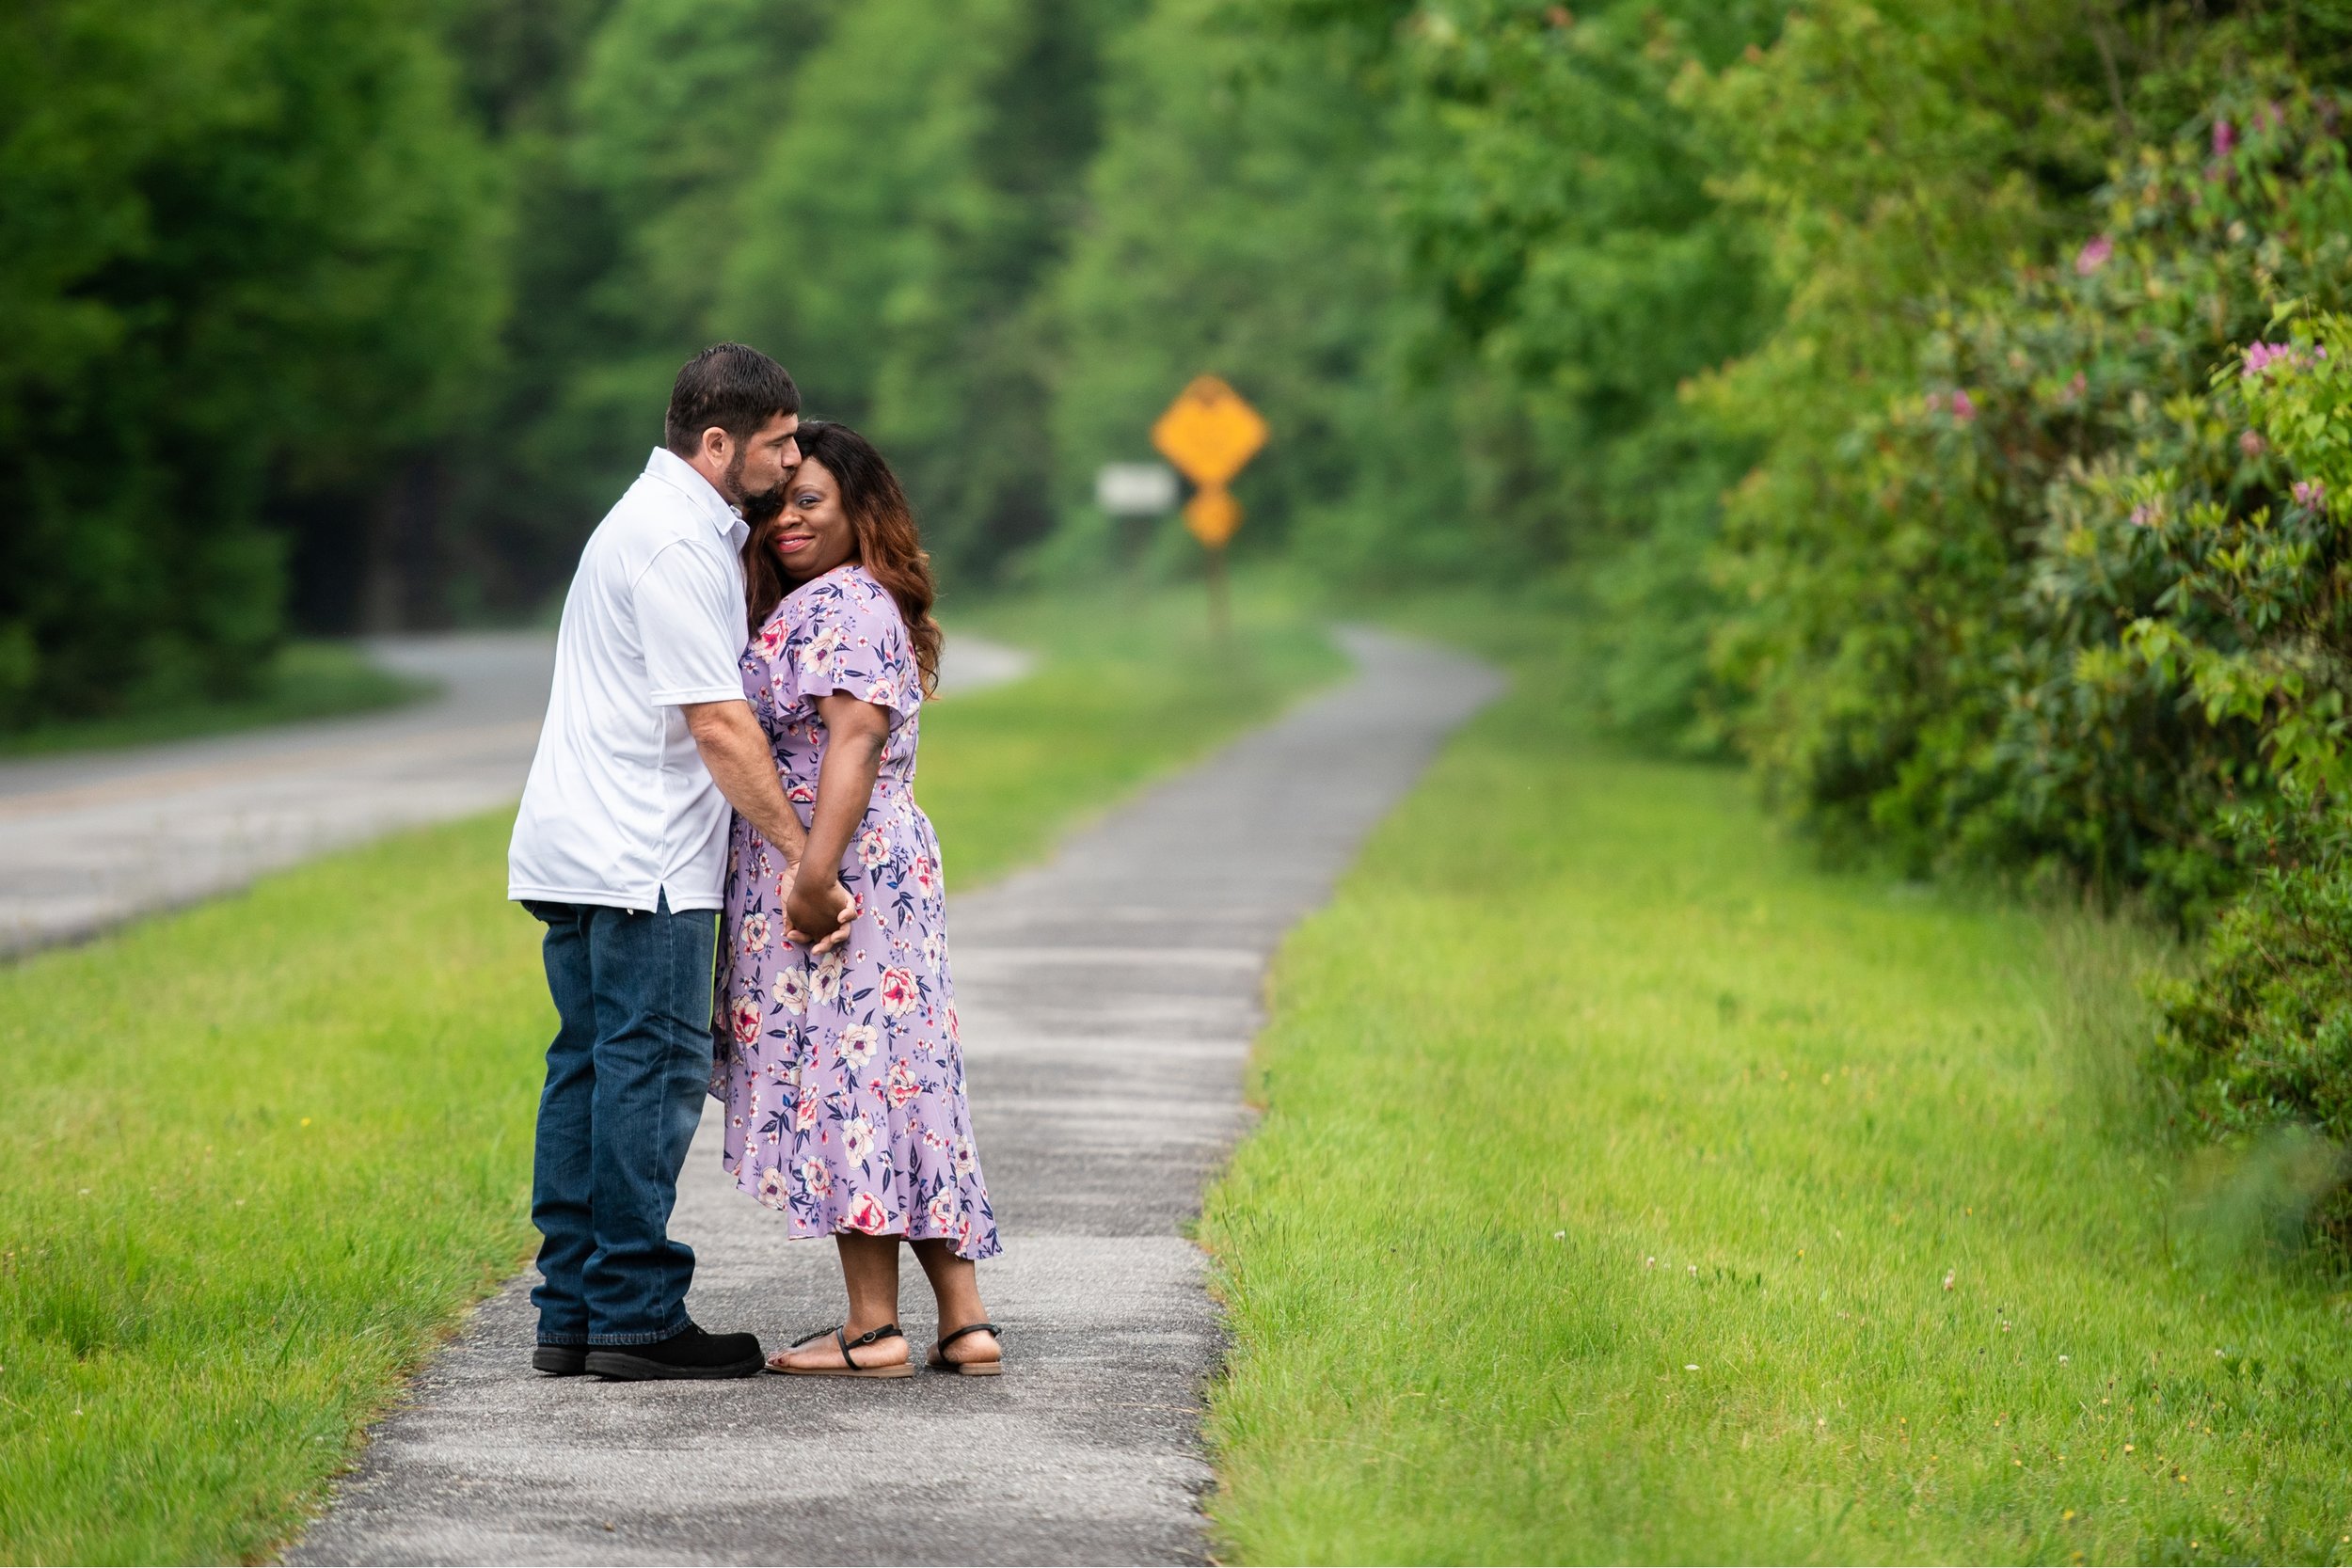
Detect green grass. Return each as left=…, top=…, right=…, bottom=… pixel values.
left=1200, top=626, right=2352, bottom=1564
left=0, top=641, right=432, bottom=758
left=0, top=586, right=1339, bottom=1565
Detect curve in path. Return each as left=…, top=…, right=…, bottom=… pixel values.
left=0, top=631, right=1029, bottom=960
left=289, top=628, right=1502, bottom=1567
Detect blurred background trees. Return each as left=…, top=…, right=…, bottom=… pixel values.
left=15, top=0, right=2352, bottom=1183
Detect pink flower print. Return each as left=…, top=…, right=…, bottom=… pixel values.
left=729, top=991, right=761, bottom=1047
left=879, top=967, right=919, bottom=1020
left=2214, top=117, right=2236, bottom=158
left=911, top=855, right=939, bottom=896
left=953, top=1135, right=976, bottom=1177
left=887, top=1060, right=922, bottom=1109
left=755, top=1164, right=789, bottom=1209
left=799, top=1156, right=833, bottom=1196
left=740, top=911, right=771, bottom=954
left=2295, top=478, right=2328, bottom=513
left=839, top=1023, right=878, bottom=1069
left=811, top=950, right=844, bottom=1004
left=793, top=1088, right=820, bottom=1131
left=755, top=617, right=788, bottom=659
left=2074, top=235, right=2113, bottom=276
left=797, top=625, right=847, bottom=683
left=787, top=783, right=816, bottom=806
left=928, top=1191, right=957, bottom=1232
left=846, top=1191, right=889, bottom=1233
left=857, top=828, right=890, bottom=869
left=771, top=965, right=808, bottom=1016
left=842, top=1117, right=877, bottom=1167
left=921, top=932, right=946, bottom=973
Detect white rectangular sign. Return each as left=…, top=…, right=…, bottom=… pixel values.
left=1094, top=462, right=1179, bottom=516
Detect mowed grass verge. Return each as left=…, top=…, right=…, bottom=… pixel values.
left=1200, top=630, right=2352, bottom=1564
left=0, top=587, right=1339, bottom=1565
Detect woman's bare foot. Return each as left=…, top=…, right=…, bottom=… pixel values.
left=930, top=1323, right=1001, bottom=1371
left=766, top=1319, right=911, bottom=1374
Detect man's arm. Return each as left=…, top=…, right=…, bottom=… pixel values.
left=682, top=699, right=853, bottom=948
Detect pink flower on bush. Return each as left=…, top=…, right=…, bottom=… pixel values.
left=2243, top=341, right=2302, bottom=378
left=2129, top=502, right=2160, bottom=529
left=2240, top=430, right=2267, bottom=458
left=2294, top=478, right=2328, bottom=513
left=2214, top=118, right=2237, bottom=158
left=1949, top=389, right=1978, bottom=423
left=2074, top=235, right=2113, bottom=276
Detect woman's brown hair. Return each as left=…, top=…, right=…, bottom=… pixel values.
left=742, top=420, right=942, bottom=695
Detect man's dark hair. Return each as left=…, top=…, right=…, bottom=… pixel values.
left=663, top=342, right=800, bottom=457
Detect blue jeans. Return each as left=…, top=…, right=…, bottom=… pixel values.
left=523, top=894, right=716, bottom=1347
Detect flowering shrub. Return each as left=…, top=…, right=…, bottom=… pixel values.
left=1715, top=75, right=2352, bottom=917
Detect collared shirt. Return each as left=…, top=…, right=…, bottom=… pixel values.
left=509, top=447, right=750, bottom=911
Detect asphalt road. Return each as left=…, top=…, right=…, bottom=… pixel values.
left=0, top=632, right=1032, bottom=959
left=285, top=628, right=1502, bottom=1567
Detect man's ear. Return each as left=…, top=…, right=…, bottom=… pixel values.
left=699, top=425, right=733, bottom=467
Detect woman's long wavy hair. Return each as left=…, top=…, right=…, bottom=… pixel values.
left=743, top=420, right=942, bottom=696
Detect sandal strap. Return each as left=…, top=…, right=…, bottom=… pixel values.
left=836, top=1323, right=903, bottom=1370
left=935, top=1320, right=999, bottom=1350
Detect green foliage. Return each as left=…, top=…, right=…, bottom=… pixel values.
left=0, top=0, right=504, bottom=725
left=1041, top=0, right=1420, bottom=581
left=715, top=0, right=1125, bottom=584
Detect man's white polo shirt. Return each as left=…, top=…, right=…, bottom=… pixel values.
left=508, top=447, right=750, bottom=912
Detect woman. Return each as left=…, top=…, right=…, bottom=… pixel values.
left=709, top=420, right=1002, bottom=1378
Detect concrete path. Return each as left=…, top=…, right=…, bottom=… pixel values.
left=287, top=629, right=1501, bottom=1567
left=0, top=632, right=1031, bottom=959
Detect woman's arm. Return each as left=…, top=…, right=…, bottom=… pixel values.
left=786, top=692, right=891, bottom=942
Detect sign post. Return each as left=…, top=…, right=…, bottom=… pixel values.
left=1150, top=374, right=1267, bottom=640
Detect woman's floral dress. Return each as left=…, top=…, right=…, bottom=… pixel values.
left=708, top=563, right=998, bottom=1259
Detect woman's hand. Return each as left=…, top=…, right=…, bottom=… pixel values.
left=785, top=871, right=857, bottom=954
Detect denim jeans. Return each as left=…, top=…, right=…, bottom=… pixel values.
left=523, top=893, right=716, bottom=1347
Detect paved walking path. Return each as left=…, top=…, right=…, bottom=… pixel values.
left=0, top=633, right=1030, bottom=959
left=288, top=629, right=1501, bottom=1567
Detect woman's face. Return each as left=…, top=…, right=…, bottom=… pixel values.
left=771, top=457, right=858, bottom=581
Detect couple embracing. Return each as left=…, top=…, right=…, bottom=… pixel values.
left=506, top=343, right=1001, bottom=1382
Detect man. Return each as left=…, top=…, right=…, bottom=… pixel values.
left=508, top=343, right=851, bottom=1380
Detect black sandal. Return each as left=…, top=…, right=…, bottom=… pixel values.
left=927, top=1320, right=1004, bottom=1376
left=768, top=1323, right=914, bottom=1379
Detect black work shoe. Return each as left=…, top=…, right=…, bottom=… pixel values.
left=532, top=1344, right=588, bottom=1376
left=584, top=1323, right=764, bottom=1381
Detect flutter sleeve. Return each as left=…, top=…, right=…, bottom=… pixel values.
left=783, top=573, right=918, bottom=722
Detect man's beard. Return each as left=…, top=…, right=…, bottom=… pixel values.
left=725, top=446, right=787, bottom=516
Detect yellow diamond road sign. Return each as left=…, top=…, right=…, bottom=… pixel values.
left=1152, top=376, right=1267, bottom=489
left=1152, top=374, right=1266, bottom=551
left=1183, top=487, right=1242, bottom=548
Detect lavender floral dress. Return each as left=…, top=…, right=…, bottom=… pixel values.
left=708, top=563, right=998, bottom=1259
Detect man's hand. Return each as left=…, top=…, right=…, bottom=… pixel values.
left=786, top=873, right=857, bottom=955
left=683, top=698, right=854, bottom=950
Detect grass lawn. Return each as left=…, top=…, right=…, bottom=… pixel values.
left=0, top=585, right=1338, bottom=1565
left=1200, top=626, right=2352, bottom=1564
left=0, top=641, right=431, bottom=758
